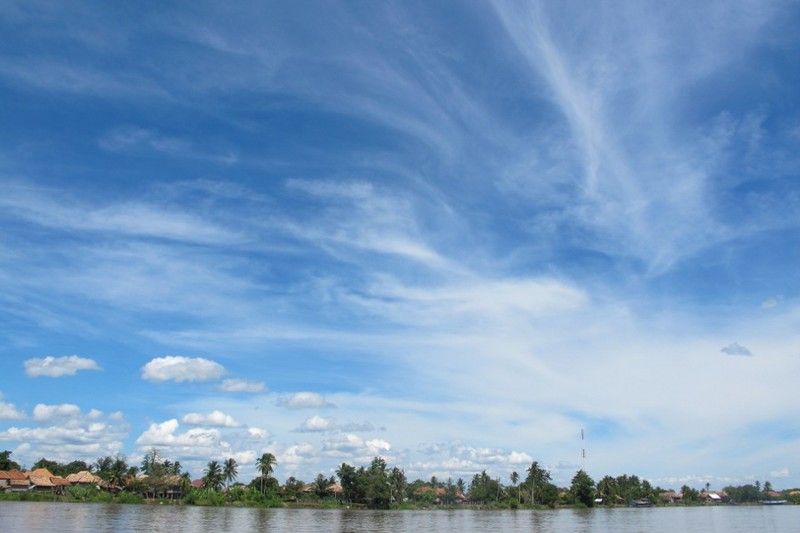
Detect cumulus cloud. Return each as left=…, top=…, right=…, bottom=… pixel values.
left=279, top=443, right=317, bottom=468
left=721, top=343, right=753, bottom=357
left=141, top=356, right=225, bottom=382
left=182, top=410, right=239, bottom=428
left=321, top=433, right=391, bottom=460
left=0, top=393, right=25, bottom=420
left=33, top=403, right=82, bottom=422
left=247, top=427, right=268, bottom=440
left=294, top=415, right=334, bottom=432
left=135, top=419, right=257, bottom=469
left=278, top=392, right=335, bottom=409
left=0, top=409, right=127, bottom=462
left=218, top=379, right=266, bottom=393
left=24, top=355, right=100, bottom=377
left=136, top=419, right=221, bottom=451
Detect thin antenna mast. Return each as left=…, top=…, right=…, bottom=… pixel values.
left=580, top=428, right=586, bottom=471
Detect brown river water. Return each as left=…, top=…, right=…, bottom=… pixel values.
left=1, top=501, right=798, bottom=532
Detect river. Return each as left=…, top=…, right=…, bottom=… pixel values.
left=0, top=502, right=798, bottom=532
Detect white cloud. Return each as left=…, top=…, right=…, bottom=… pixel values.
left=98, top=127, right=238, bottom=165
left=279, top=443, right=317, bottom=468
left=0, top=184, right=242, bottom=247
left=135, top=419, right=258, bottom=471
left=294, top=415, right=334, bottom=433
left=24, top=355, right=100, bottom=377
left=141, top=356, right=225, bottom=382
left=247, top=427, right=268, bottom=440
left=770, top=467, right=790, bottom=479
left=761, top=297, right=779, bottom=309
left=0, top=393, right=25, bottom=420
left=278, top=392, right=335, bottom=409
left=322, top=433, right=365, bottom=453
left=33, top=403, right=81, bottom=422
left=292, top=415, right=376, bottom=433
left=0, top=410, right=127, bottom=462
left=721, top=343, right=753, bottom=357
left=230, top=450, right=257, bottom=465
left=136, top=419, right=221, bottom=451
left=218, top=379, right=266, bottom=393
left=321, top=433, right=391, bottom=461
left=182, top=410, right=239, bottom=428
left=455, top=446, right=533, bottom=465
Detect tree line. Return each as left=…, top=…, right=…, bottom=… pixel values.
left=1, top=449, right=796, bottom=508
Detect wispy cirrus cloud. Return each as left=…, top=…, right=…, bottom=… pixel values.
left=0, top=0, right=798, bottom=488
left=218, top=379, right=266, bottom=393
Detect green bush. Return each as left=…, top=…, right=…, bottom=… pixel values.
left=115, top=492, right=144, bottom=504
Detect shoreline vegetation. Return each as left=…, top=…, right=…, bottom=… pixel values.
left=1, top=449, right=798, bottom=510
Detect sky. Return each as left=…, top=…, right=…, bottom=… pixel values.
left=0, top=0, right=799, bottom=489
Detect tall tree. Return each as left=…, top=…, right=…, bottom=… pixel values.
left=337, top=463, right=360, bottom=503
left=223, top=458, right=238, bottom=489
left=256, top=453, right=277, bottom=495
left=510, top=471, right=520, bottom=504
left=314, top=473, right=330, bottom=498
left=0, top=450, right=21, bottom=471
left=570, top=470, right=596, bottom=507
left=389, top=467, right=407, bottom=504
left=203, top=460, right=223, bottom=491
left=525, top=461, right=552, bottom=505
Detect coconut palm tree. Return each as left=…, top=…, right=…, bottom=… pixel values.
left=203, top=460, right=223, bottom=491
left=256, top=453, right=277, bottom=494
left=223, top=457, right=238, bottom=490
left=511, top=471, right=520, bottom=504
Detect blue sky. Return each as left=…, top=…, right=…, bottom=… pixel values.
left=1, top=0, right=799, bottom=489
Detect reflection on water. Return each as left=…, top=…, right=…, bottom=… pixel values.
left=1, top=502, right=798, bottom=532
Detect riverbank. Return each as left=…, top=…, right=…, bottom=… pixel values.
left=2, top=491, right=787, bottom=511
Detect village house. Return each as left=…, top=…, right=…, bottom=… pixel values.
left=698, top=490, right=726, bottom=504
left=66, top=470, right=103, bottom=486
left=1, top=470, right=31, bottom=491
left=658, top=490, right=683, bottom=504
left=413, top=485, right=467, bottom=504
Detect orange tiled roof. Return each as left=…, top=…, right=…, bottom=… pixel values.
left=29, top=476, right=55, bottom=487
left=66, top=471, right=102, bottom=484
left=4, top=469, right=29, bottom=481
left=29, top=468, right=55, bottom=478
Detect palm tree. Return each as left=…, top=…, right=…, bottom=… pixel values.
left=223, top=458, right=238, bottom=490
left=256, top=453, right=277, bottom=494
left=511, top=471, right=520, bottom=504
left=203, top=460, right=223, bottom=491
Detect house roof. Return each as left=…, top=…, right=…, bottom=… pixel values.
left=51, top=476, right=70, bottom=486
left=415, top=486, right=447, bottom=496
left=2, top=470, right=30, bottom=485
left=29, top=468, right=55, bottom=478
left=327, top=483, right=343, bottom=494
left=66, top=471, right=102, bottom=484
left=191, top=479, right=204, bottom=488
left=29, top=475, right=55, bottom=487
